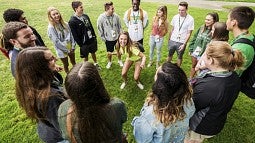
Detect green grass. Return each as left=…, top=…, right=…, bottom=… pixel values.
left=0, top=0, right=255, bottom=142
left=208, top=0, right=255, bottom=2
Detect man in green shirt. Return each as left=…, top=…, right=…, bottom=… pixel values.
left=226, top=6, right=255, bottom=76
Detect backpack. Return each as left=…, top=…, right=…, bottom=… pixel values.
left=127, top=8, right=144, bottom=24
left=232, top=36, right=255, bottom=99
left=133, top=42, right=145, bottom=53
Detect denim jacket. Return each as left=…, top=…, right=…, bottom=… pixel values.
left=132, top=99, right=195, bottom=143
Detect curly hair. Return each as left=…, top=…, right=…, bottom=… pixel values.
left=146, top=62, right=193, bottom=127
left=3, top=8, right=23, bottom=22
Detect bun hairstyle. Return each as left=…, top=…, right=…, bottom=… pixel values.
left=206, top=41, right=244, bottom=70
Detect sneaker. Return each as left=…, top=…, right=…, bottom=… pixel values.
left=94, top=63, right=101, bottom=70
left=137, top=82, right=144, bottom=90
left=118, top=60, right=124, bottom=67
left=147, top=61, right=153, bottom=67
left=106, top=62, right=112, bottom=69
left=120, top=82, right=126, bottom=89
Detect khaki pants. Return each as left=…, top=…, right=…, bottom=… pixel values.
left=184, top=130, right=214, bottom=143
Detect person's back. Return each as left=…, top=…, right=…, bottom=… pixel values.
left=186, top=41, right=244, bottom=142
left=58, top=62, right=127, bottom=143
left=132, top=62, right=195, bottom=143
left=58, top=97, right=127, bottom=143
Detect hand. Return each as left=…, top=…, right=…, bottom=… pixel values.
left=178, top=44, right=186, bottom=52
left=55, top=64, right=63, bottom=72
left=140, top=63, right=145, bottom=69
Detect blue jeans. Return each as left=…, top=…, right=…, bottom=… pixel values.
left=149, top=35, right=164, bottom=62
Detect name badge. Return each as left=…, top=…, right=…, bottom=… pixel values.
left=87, top=30, right=92, bottom=39
left=111, top=30, right=116, bottom=38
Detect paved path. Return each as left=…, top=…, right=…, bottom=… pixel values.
left=143, top=0, right=255, bottom=11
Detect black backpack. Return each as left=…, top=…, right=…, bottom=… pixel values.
left=133, top=42, right=145, bottom=53
left=232, top=36, right=255, bottom=99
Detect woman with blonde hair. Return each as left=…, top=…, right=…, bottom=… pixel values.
left=15, top=47, right=66, bottom=142
left=132, top=62, right=195, bottom=142
left=116, top=31, right=146, bottom=90
left=185, top=41, right=244, bottom=143
left=147, top=5, right=168, bottom=69
left=47, top=7, right=76, bottom=73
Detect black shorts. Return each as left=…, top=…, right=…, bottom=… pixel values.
left=105, top=40, right=117, bottom=52
left=80, top=40, right=97, bottom=58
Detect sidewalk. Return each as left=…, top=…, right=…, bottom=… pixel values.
left=143, top=0, right=255, bottom=11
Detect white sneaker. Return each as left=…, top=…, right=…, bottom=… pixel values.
left=118, top=60, right=124, bottom=67
left=120, top=82, right=126, bottom=89
left=106, top=62, right=112, bottom=69
left=137, top=82, right=144, bottom=90
left=147, top=61, right=153, bottom=67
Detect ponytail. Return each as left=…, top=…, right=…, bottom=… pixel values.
left=230, top=49, right=244, bottom=70
left=206, top=41, right=244, bottom=71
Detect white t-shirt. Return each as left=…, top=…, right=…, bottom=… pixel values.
left=123, top=9, right=148, bottom=42
left=170, top=14, right=194, bottom=43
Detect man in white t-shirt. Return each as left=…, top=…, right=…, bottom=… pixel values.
left=168, top=1, right=194, bottom=66
left=123, top=0, right=148, bottom=45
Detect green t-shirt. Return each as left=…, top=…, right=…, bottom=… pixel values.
left=230, top=34, right=255, bottom=76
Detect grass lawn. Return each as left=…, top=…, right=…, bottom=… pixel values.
left=0, top=0, right=254, bottom=142
left=208, top=0, right=255, bottom=2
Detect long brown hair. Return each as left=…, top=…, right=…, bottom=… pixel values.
left=116, top=31, right=133, bottom=57
left=15, top=47, right=54, bottom=122
left=153, top=5, right=168, bottom=36
left=65, top=62, right=118, bottom=143
left=146, top=62, right=193, bottom=127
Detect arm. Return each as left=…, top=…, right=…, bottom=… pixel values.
left=97, top=15, right=106, bottom=42
left=69, top=20, right=83, bottom=47
left=138, top=52, right=146, bottom=69
left=178, top=30, right=193, bottom=52
left=168, top=26, right=174, bottom=41
left=189, top=28, right=200, bottom=53
left=123, top=10, right=129, bottom=28
left=116, top=14, right=122, bottom=33
left=47, top=26, right=69, bottom=52
left=143, top=10, right=149, bottom=29
left=131, top=105, right=154, bottom=143
left=67, top=24, right=76, bottom=50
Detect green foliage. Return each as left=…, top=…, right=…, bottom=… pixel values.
left=0, top=0, right=254, bottom=142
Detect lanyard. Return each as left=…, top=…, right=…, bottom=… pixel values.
left=107, top=15, right=113, bottom=28
left=178, top=16, right=186, bottom=32
left=133, top=11, right=139, bottom=24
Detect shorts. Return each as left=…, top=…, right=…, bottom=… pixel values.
left=168, top=40, right=185, bottom=59
left=105, top=40, right=117, bottom=52
left=80, top=40, right=97, bottom=58
left=185, top=130, right=214, bottom=143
